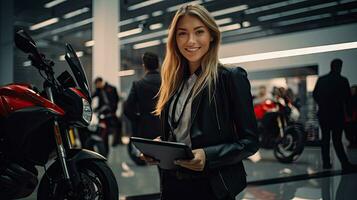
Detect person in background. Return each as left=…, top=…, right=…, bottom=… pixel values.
left=345, top=85, right=357, bottom=148
left=253, top=85, right=272, bottom=105
left=141, top=4, right=259, bottom=200
left=124, top=52, right=161, bottom=140
left=285, top=88, right=301, bottom=110
left=92, top=77, right=121, bottom=155
left=313, top=59, right=356, bottom=171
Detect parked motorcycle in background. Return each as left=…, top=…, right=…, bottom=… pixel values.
left=0, top=30, right=118, bottom=199
left=254, top=98, right=306, bottom=163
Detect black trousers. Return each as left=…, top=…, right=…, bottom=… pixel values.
left=161, top=172, right=235, bottom=200
left=320, top=123, right=349, bottom=166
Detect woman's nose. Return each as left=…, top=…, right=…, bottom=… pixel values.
left=187, top=33, right=196, bottom=45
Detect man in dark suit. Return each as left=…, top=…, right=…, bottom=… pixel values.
left=124, top=52, right=161, bottom=139
left=313, top=59, right=355, bottom=171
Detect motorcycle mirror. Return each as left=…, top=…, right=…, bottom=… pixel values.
left=14, top=30, right=38, bottom=54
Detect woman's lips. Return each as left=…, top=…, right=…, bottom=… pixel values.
left=185, top=47, right=200, bottom=52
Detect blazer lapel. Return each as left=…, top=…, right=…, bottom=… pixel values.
left=189, top=90, right=204, bottom=130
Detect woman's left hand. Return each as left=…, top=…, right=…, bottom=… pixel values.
left=175, top=149, right=206, bottom=171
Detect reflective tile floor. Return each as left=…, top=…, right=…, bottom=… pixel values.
left=20, top=142, right=357, bottom=200
left=238, top=173, right=357, bottom=200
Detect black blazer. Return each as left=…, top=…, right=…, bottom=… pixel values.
left=160, top=66, right=259, bottom=199
left=313, top=72, right=351, bottom=127
left=124, top=71, right=161, bottom=139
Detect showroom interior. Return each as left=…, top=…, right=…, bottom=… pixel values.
left=1, top=0, right=357, bottom=199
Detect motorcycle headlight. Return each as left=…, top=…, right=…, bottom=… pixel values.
left=82, top=98, right=92, bottom=124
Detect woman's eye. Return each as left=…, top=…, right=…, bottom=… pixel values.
left=196, top=30, right=205, bottom=34
left=178, top=32, right=186, bottom=36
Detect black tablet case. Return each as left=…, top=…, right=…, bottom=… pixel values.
left=130, top=137, right=194, bottom=169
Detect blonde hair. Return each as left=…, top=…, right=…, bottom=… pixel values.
left=154, top=4, right=221, bottom=115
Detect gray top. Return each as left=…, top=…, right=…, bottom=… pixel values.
left=168, top=73, right=198, bottom=147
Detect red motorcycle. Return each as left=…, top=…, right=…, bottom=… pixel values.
left=254, top=98, right=306, bottom=163
left=0, top=30, right=118, bottom=199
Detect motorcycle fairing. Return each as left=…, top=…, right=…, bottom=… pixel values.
left=0, top=106, right=58, bottom=165
left=55, top=87, right=89, bottom=127
left=0, top=84, right=65, bottom=118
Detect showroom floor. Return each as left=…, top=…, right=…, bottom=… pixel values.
left=20, top=137, right=357, bottom=200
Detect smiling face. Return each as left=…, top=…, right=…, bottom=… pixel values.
left=175, top=14, right=212, bottom=73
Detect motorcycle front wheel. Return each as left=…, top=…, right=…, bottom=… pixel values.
left=37, top=160, right=118, bottom=200
left=273, top=124, right=306, bottom=163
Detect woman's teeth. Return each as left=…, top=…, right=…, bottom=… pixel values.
left=186, top=47, right=199, bottom=52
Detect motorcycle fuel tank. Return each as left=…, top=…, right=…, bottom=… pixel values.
left=0, top=83, right=65, bottom=118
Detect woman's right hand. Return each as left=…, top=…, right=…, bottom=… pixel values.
left=139, top=136, right=161, bottom=165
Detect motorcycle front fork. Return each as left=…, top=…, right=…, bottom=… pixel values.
left=277, top=115, right=287, bottom=138
left=53, top=121, right=71, bottom=180
left=45, top=87, right=73, bottom=189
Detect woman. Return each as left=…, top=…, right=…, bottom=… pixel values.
left=143, top=4, right=259, bottom=200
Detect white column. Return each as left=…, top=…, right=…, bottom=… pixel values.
left=92, top=0, right=120, bottom=90
left=0, top=0, right=14, bottom=85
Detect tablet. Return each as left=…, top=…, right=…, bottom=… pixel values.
left=130, top=137, right=194, bottom=169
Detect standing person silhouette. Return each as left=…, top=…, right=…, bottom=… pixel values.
left=124, top=52, right=161, bottom=139
left=92, top=77, right=120, bottom=156
left=140, top=4, right=259, bottom=200
left=313, top=59, right=356, bottom=171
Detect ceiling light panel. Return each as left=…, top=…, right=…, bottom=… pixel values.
left=149, top=23, right=163, bottom=30
left=34, top=18, right=92, bottom=39
left=121, top=30, right=167, bottom=45
left=30, top=18, right=59, bottom=30
left=166, top=0, right=203, bottom=12
left=220, top=41, right=357, bottom=64
left=152, top=10, right=163, bottom=17
left=128, top=0, right=164, bottom=11
left=44, top=0, right=66, bottom=8
left=23, top=61, right=31, bottom=67
left=211, top=5, right=248, bottom=17
left=219, top=24, right=241, bottom=32
left=242, top=21, right=251, bottom=27
left=85, top=40, right=95, bottom=47
left=258, top=1, right=337, bottom=22
left=215, top=18, right=232, bottom=26
left=117, top=28, right=142, bottom=38
left=340, top=0, right=357, bottom=3
left=63, top=7, right=90, bottom=19
left=118, top=70, right=135, bottom=77
left=276, top=13, right=331, bottom=26
left=133, top=40, right=161, bottom=49
left=135, top=14, right=149, bottom=21
left=245, top=0, right=309, bottom=14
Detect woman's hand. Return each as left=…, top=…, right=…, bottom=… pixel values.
left=139, top=153, right=159, bottom=165
left=175, top=149, right=206, bottom=171
left=139, top=136, right=161, bottom=165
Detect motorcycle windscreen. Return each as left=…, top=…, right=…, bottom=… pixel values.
left=64, top=44, right=91, bottom=102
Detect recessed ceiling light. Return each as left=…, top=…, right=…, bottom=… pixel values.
left=133, top=40, right=161, bottom=49
left=128, top=0, right=164, bottom=11
left=30, top=18, right=59, bottom=30
left=63, top=7, right=90, bottom=19
left=118, top=70, right=135, bottom=77
left=220, top=41, right=357, bottom=64
left=117, top=28, right=142, bottom=38
left=149, top=23, right=163, bottom=30
left=44, top=0, right=66, bottom=8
